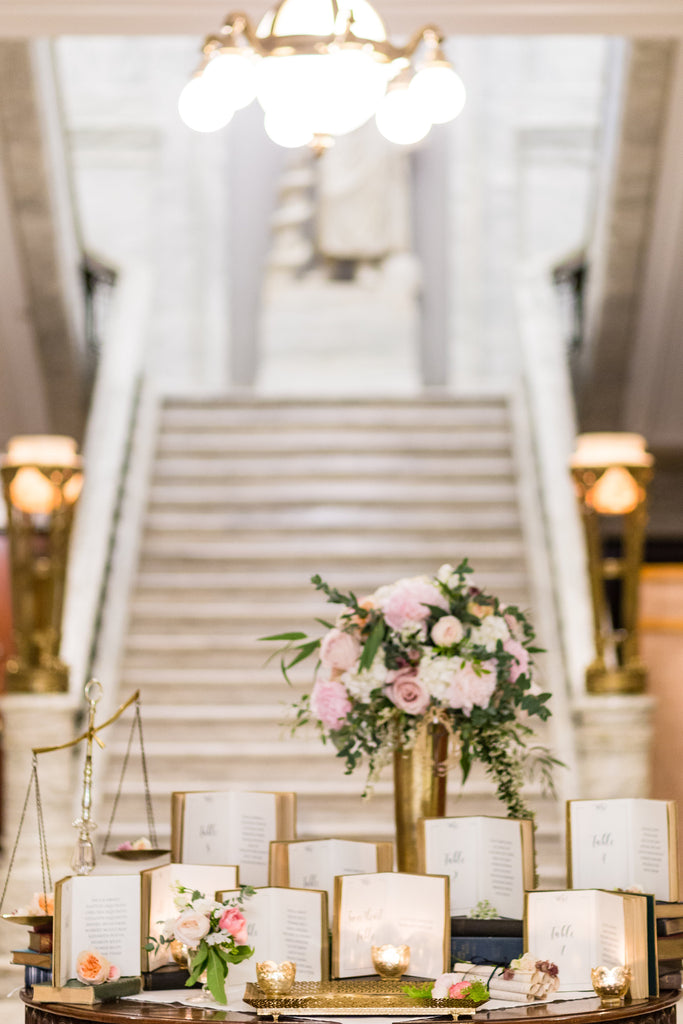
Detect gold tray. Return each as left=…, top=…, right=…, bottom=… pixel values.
left=2, top=914, right=53, bottom=930
left=243, top=979, right=488, bottom=1020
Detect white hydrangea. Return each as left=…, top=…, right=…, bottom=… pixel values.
left=469, top=615, right=510, bottom=651
left=205, top=931, right=229, bottom=946
left=341, top=652, right=388, bottom=703
left=436, top=563, right=460, bottom=587
left=418, top=652, right=455, bottom=701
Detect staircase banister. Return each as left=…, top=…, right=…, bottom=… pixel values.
left=61, top=267, right=153, bottom=709
left=516, top=260, right=595, bottom=700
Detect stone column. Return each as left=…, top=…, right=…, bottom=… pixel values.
left=572, top=694, right=655, bottom=798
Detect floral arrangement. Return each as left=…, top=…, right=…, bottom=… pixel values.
left=116, top=836, right=152, bottom=852
left=144, top=883, right=254, bottom=1005
left=8, top=891, right=54, bottom=917
left=266, top=561, right=559, bottom=817
left=403, top=977, right=489, bottom=1003
left=75, top=949, right=121, bottom=985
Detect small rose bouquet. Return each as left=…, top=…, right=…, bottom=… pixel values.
left=265, top=560, right=559, bottom=817
left=75, top=949, right=121, bottom=985
left=403, top=977, right=490, bottom=1004
left=144, top=883, right=254, bottom=1005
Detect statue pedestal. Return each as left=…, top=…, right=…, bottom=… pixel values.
left=572, top=694, right=655, bottom=798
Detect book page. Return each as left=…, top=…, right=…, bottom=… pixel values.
left=181, top=792, right=236, bottom=865
left=60, top=875, right=140, bottom=985
left=232, top=792, right=278, bottom=887
left=336, top=873, right=447, bottom=979
left=480, top=818, right=525, bottom=918
left=526, top=890, right=600, bottom=991
left=288, top=839, right=379, bottom=919
left=596, top=891, right=627, bottom=968
left=422, top=818, right=480, bottom=916
left=570, top=800, right=630, bottom=891
left=220, top=887, right=326, bottom=984
left=145, top=863, right=238, bottom=970
left=631, top=800, right=671, bottom=900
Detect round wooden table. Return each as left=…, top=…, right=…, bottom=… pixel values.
left=21, top=991, right=681, bottom=1024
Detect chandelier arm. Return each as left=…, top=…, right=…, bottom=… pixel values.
left=402, top=23, right=446, bottom=60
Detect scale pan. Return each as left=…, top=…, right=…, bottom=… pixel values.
left=2, top=914, right=53, bottom=929
left=103, top=848, right=170, bottom=861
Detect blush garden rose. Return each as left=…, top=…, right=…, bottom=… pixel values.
left=264, top=560, right=559, bottom=818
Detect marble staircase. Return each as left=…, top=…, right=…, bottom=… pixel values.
left=102, top=395, right=567, bottom=885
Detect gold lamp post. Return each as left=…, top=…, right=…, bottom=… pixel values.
left=570, top=432, right=654, bottom=695
left=1, top=435, right=83, bottom=693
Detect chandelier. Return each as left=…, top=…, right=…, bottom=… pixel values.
left=178, top=0, right=466, bottom=149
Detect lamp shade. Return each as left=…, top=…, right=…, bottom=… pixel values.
left=570, top=432, right=653, bottom=469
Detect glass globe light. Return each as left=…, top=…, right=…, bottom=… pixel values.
left=256, top=0, right=387, bottom=42
left=263, top=110, right=314, bottom=148
left=202, top=50, right=258, bottom=110
left=409, top=63, right=466, bottom=124
left=178, top=75, right=235, bottom=132
left=257, top=49, right=387, bottom=138
left=375, top=84, right=431, bottom=145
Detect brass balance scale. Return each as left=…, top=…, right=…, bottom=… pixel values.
left=0, top=679, right=168, bottom=929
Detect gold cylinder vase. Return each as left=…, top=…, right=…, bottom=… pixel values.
left=393, top=719, right=448, bottom=872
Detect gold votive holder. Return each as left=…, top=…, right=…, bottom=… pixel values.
left=371, top=944, right=411, bottom=981
left=591, top=965, right=632, bottom=1007
left=256, top=960, right=297, bottom=996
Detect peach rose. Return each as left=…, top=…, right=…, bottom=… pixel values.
left=174, top=908, right=211, bottom=946
left=76, top=949, right=110, bottom=985
left=431, top=615, right=464, bottom=647
left=108, top=964, right=121, bottom=981
left=320, top=628, right=361, bottom=671
left=219, top=905, right=248, bottom=944
left=386, top=666, right=430, bottom=715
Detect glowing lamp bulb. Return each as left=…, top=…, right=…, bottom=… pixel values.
left=375, top=85, right=431, bottom=146
left=410, top=64, right=466, bottom=124
left=202, top=51, right=258, bottom=110
left=263, top=110, right=313, bottom=148
left=178, top=75, right=235, bottom=133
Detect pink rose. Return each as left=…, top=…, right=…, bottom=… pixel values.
left=431, top=615, right=464, bottom=647
left=320, top=628, right=361, bottom=671
left=504, top=638, right=529, bottom=682
left=447, top=660, right=497, bottom=716
left=219, top=905, right=248, bottom=945
left=310, top=674, right=352, bottom=730
left=382, top=580, right=449, bottom=632
left=108, top=964, right=121, bottom=982
left=449, top=981, right=472, bottom=998
left=385, top=666, right=430, bottom=715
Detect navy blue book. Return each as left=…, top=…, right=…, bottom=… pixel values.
left=451, top=934, right=523, bottom=966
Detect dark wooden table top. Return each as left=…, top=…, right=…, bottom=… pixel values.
left=21, top=990, right=681, bottom=1024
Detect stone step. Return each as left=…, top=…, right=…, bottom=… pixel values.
left=128, top=703, right=289, bottom=742
left=119, top=670, right=299, bottom=704
left=133, top=569, right=530, bottom=600
left=138, top=537, right=525, bottom=566
left=157, top=429, right=511, bottom=456
left=159, top=400, right=510, bottom=430
left=143, top=507, right=521, bottom=534
left=148, top=480, right=516, bottom=507
left=153, top=453, right=516, bottom=481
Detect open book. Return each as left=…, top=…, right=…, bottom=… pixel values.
left=270, top=838, right=393, bottom=924
left=217, top=886, right=328, bottom=983
left=567, top=798, right=679, bottom=901
left=34, top=874, right=142, bottom=1003
left=171, top=790, right=296, bottom=887
left=332, top=872, right=449, bottom=979
left=525, top=889, right=657, bottom=997
left=141, top=862, right=239, bottom=972
left=417, top=815, right=534, bottom=918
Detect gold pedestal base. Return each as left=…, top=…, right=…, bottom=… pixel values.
left=585, top=661, right=647, bottom=695
left=5, top=659, right=70, bottom=694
